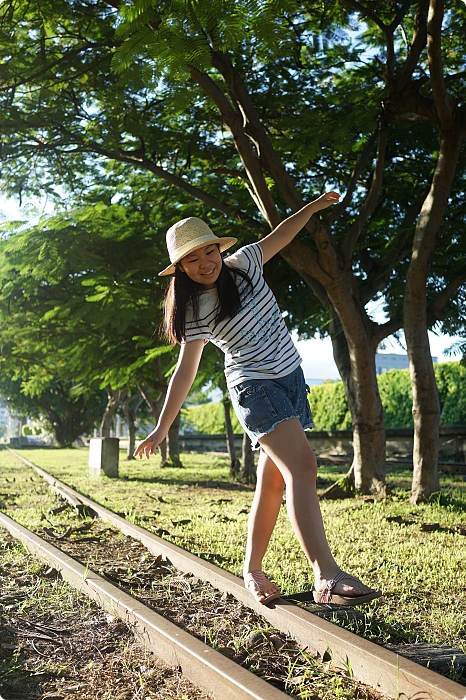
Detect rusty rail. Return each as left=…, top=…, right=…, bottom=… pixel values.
left=6, top=448, right=466, bottom=700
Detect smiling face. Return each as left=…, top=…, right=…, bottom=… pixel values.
left=179, top=243, right=223, bottom=289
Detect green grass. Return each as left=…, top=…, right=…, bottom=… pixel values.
left=2, top=446, right=466, bottom=671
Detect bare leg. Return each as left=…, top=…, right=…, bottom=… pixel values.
left=259, top=419, right=374, bottom=597
left=243, top=449, right=284, bottom=602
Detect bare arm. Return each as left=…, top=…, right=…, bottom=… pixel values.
left=134, top=339, right=205, bottom=459
left=258, top=191, right=340, bottom=264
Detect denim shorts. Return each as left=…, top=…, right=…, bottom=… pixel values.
left=229, top=366, right=315, bottom=450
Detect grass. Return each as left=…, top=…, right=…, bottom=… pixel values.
left=2, top=445, right=466, bottom=673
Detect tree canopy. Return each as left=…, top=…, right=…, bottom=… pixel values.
left=0, top=0, right=465, bottom=495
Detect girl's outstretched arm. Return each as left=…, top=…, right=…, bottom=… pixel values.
left=258, top=191, right=340, bottom=264
left=134, top=339, right=205, bottom=459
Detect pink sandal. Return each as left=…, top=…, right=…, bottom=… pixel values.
left=313, top=570, right=382, bottom=606
left=244, top=570, right=281, bottom=604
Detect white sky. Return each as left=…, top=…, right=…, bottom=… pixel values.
left=1, top=195, right=462, bottom=382
left=293, top=331, right=461, bottom=383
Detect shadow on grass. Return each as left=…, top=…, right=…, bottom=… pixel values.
left=122, top=474, right=256, bottom=492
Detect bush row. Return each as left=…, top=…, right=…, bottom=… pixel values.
left=308, top=361, right=466, bottom=429
left=182, top=361, right=466, bottom=433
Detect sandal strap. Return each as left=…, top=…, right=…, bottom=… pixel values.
left=245, top=570, right=265, bottom=593
left=245, top=569, right=275, bottom=595
left=318, top=570, right=360, bottom=604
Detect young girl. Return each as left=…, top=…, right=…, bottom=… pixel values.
left=135, top=193, right=381, bottom=607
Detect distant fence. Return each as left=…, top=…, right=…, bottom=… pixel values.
left=179, top=426, right=466, bottom=463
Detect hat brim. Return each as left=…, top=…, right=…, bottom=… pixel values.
left=158, top=237, right=237, bottom=276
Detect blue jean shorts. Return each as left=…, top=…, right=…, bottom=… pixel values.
left=229, top=366, right=315, bottom=450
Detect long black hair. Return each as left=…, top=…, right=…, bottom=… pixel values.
left=162, top=255, right=253, bottom=345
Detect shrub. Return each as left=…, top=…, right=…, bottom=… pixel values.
left=378, top=369, right=413, bottom=428
left=308, top=361, right=466, bottom=430
left=307, top=380, right=352, bottom=431
left=182, top=362, right=466, bottom=433
left=435, top=361, right=466, bottom=425
left=182, top=402, right=242, bottom=434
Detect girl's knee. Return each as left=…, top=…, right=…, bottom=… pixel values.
left=288, top=452, right=318, bottom=482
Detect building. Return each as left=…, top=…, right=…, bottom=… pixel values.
left=0, top=398, right=8, bottom=437
left=375, top=352, right=438, bottom=375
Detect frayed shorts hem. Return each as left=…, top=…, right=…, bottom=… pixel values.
left=250, top=415, right=315, bottom=451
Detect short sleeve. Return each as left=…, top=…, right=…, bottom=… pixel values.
left=225, top=242, right=263, bottom=275
left=183, top=299, right=212, bottom=344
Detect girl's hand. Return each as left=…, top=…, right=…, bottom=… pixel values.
left=313, top=191, right=340, bottom=212
left=134, top=428, right=166, bottom=459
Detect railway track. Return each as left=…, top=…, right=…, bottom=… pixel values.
left=3, top=447, right=466, bottom=700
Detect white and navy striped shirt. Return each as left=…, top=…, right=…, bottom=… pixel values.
left=184, top=243, right=301, bottom=388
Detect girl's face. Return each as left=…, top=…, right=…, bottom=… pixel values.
left=179, top=243, right=223, bottom=289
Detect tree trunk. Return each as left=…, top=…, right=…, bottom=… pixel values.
left=222, top=395, right=239, bottom=477
left=137, top=381, right=168, bottom=467
left=100, top=388, right=126, bottom=438
left=239, top=431, right=256, bottom=483
left=123, top=394, right=144, bottom=460
left=167, top=410, right=183, bottom=467
left=404, top=130, right=463, bottom=503
left=330, top=321, right=386, bottom=495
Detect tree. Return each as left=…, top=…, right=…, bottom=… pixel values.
left=1, top=0, right=465, bottom=495
left=0, top=377, right=106, bottom=447
left=122, top=391, right=144, bottom=459
left=400, top=0, right=466, bottom=502
left=0, top=195, right=179, bottom=456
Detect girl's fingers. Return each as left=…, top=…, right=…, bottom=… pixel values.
left=134, top=435, right=161, bottom=459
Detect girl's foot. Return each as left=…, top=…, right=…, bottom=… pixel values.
left=244, top=570, right=281, bottom=604
left=313, top=570, right=382, bottom=606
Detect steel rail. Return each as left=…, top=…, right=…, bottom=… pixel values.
left=0, top=510, right=288, bottom=700
left=7, top=448, right=466, bottom=700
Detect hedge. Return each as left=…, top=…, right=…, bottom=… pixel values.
left=183, top=361, right=466, bottom=433
left=308, top=361, right=466, bottom=430
left=181, top=401, right=242, bottom=435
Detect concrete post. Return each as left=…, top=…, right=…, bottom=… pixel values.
left=89, top=437, right=119, bottom=478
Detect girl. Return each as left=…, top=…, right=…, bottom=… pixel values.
left=135, top=193, right=381, bottom=607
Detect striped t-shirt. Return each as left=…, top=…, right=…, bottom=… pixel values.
left=183, top=243, right=302, bottom=388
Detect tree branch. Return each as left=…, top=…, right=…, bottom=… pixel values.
left=392, top=110, right=431, bottom=122
left=373, top=314, right=404, bottom=346
left=50, top=122, right=264, bottom=232
left=0, top=44, right=115, bottom=93
left=360, top=191, right=426, bottom=304
left=397, top=0, right=429, bottom=89
left=210, top=50, right=305, bottom=213
left=208, top=49, right=343, bottom=270
left=428, top=272, right=466, bottom=321
left=279, top=237, right=335, bottom=288
left=344, top=0, right=387, bottom=32
left=327, top=131, right=378, bottom=226
left=389, top=0, right=417, bottom=32
left=189, top=65, right=281, bottom=228
left=340, top=116, right=388, bottom=262
left=427, top=0, right=454, bottom=124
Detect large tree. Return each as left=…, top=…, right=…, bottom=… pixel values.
left=1, top=0, right=465, bottom=495
left=0, top=376, right=106, bottom=447
left=0, top=192, right=178, bottom=452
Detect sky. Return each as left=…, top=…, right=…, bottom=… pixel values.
left=1, top=194, right=463, bottom=384
left=293, top=330, right=460, bottom=383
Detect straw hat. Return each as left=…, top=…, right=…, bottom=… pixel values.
left=159, top=217, right=237, bottom=276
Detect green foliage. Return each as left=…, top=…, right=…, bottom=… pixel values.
left=1, top=0, right=464, bottom=347
left=182, top=401, right=242, bottom=434
left=378, top=370, right=413, bottom=429
left=308, top=380, right=352, bottom=431
left=436, top=362, right=466, bottom=426
left=0, top=186, right=179, bottom=395
left=1, top=377, right=106, bottom=447
left=308, top=363, right=466, bottom=430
